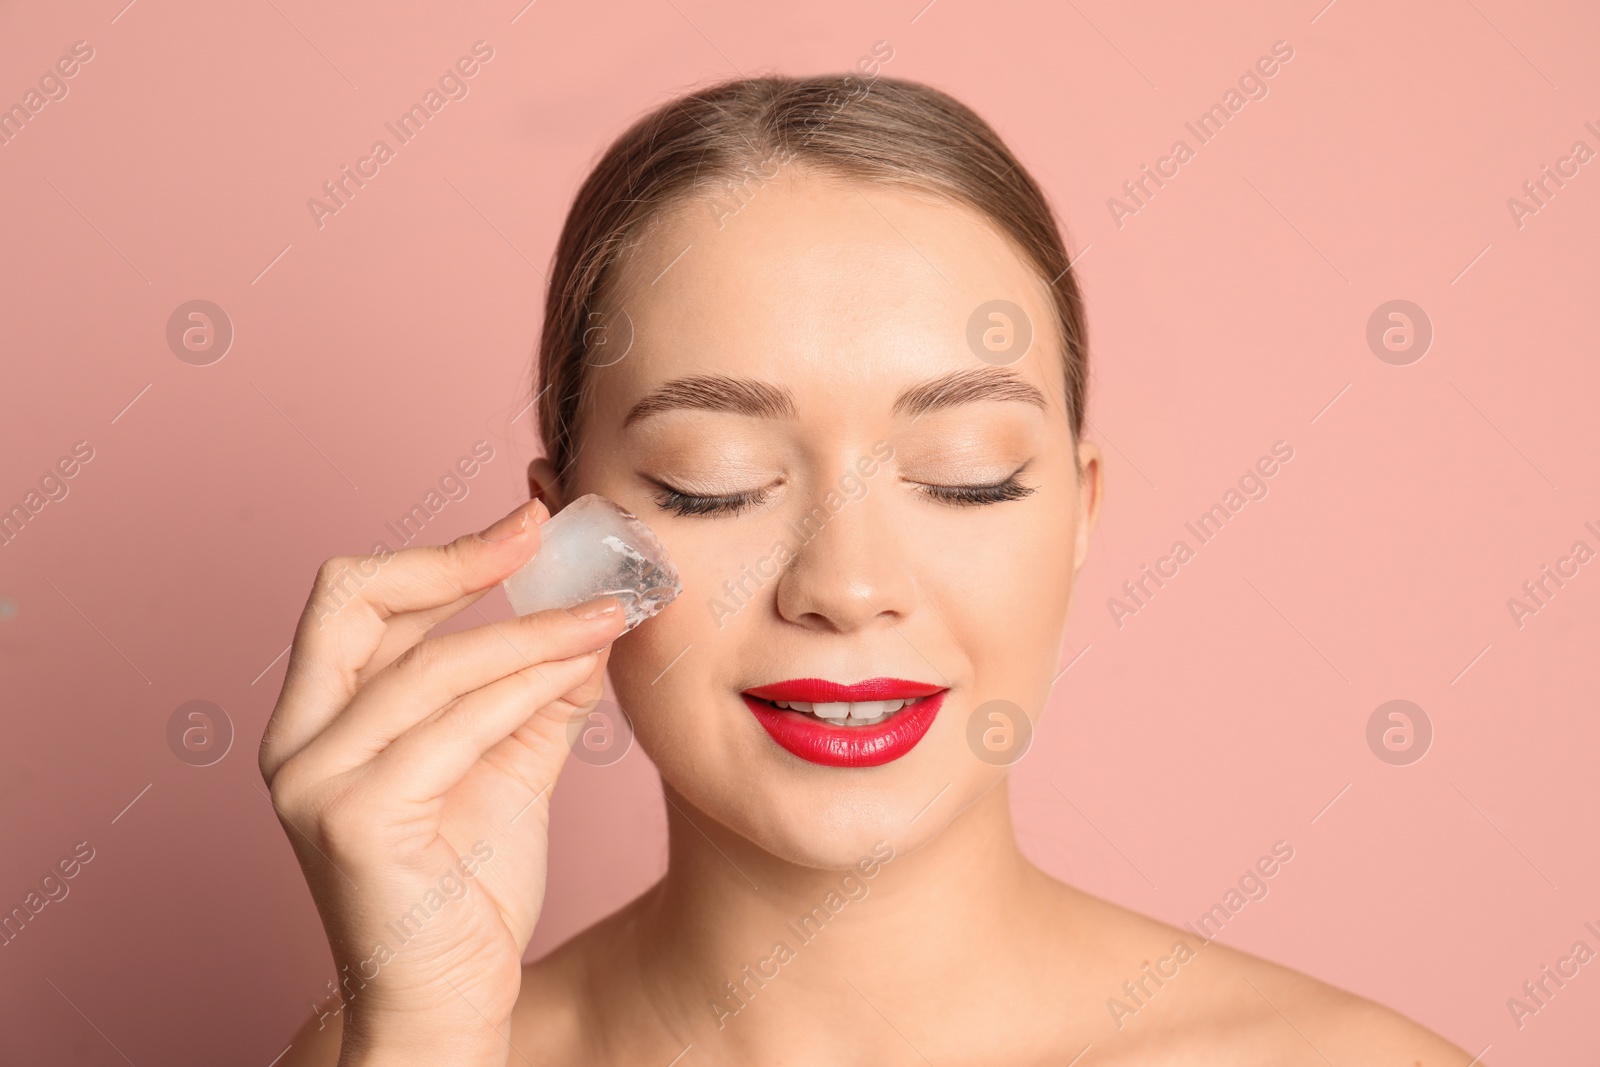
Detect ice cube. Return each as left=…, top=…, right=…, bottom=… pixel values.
left=501, top=494, right=681, bottom=631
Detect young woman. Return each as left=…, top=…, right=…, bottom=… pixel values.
left=264, top=74, right=1473, bottom=1065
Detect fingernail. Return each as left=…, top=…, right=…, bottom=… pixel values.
left=478, top=504, right=531, bottom=542
left=568, top=596, right=620, bottom=619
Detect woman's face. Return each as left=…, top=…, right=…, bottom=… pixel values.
left=562, top=169, right=1102, bottom=868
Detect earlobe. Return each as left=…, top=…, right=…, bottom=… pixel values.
left=527, top=457, right=567, bottom=515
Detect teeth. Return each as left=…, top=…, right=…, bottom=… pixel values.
left=768, top=696, right=916, bottom=726
left=850, top=700, right=894, bottom=720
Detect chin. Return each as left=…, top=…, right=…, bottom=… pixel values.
left=629, top=685, right=990, bottom=872
left=734, top=768, right=955, bottom=870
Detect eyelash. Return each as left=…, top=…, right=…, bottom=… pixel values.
left=652, top=487, right=767, bottom=517
left=650, top=473, right=1036, bottom=517
left=917, top=475, right=1037, bottom=508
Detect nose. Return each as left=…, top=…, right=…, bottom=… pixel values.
left=772, top=482, right=916, bottom=633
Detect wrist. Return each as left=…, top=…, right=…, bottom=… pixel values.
left=342, top=1050, right=508, bottom=1067
left=341, top=1041, right=511, bottom=1067
left=338, top=1016, right=515, bottom=1067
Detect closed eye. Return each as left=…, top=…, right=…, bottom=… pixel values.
left=648, top=464, right=1037, bottom=517
left=649, top=478, right=771, bottom=517
left=911, top=472, right=1036, bottom=507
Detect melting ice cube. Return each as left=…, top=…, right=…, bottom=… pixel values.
left=501, top=494, right=681, bottom=631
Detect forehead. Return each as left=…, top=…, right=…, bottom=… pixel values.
left=593, top=169, right=1063, bottom=403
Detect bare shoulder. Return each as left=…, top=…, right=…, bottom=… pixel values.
left=509, top=887, right=661, bottom=1059
left=1208, top=943, right=1479, bottom=1065
left=508, top=932, right=589, bottom=1053
left=1041, top=881, right=1477, bottom=1066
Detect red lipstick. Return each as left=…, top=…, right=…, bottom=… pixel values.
left=741, top=677, right=948, bottom=768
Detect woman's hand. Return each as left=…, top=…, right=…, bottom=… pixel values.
left=258, top=500, right=626, bottom=1066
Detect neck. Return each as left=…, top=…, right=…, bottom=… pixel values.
left=612, top=774, right=1053, bottom=1057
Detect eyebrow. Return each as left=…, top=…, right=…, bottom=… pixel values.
left=622, top=368, right=1047, bottom=426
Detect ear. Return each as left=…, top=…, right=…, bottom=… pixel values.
left=527, top=457, right=567, bottom=515
left=1071, top=439, right=1104, bottom=577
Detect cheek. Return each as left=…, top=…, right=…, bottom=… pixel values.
left=607, top=596, right=694, bottom=698
left=898, top=503, right=1078, bottom=790
left=926, top=493, right=1078, bottom=666
left=632, top=511, right=790, bottom=657
left=603, top=525, right=757, bottom=735
left=605, top=600, right=715, bottom=782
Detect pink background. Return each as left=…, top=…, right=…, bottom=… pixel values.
left=2, top=0, right=1596, bottom=1062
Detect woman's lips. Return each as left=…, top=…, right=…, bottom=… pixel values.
left=741, top=677, right=948, bottom=767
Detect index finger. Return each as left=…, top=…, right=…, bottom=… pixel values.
left=262, top=498, right=549, bottom=769
left=317, top=497, right=550, bottom=625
